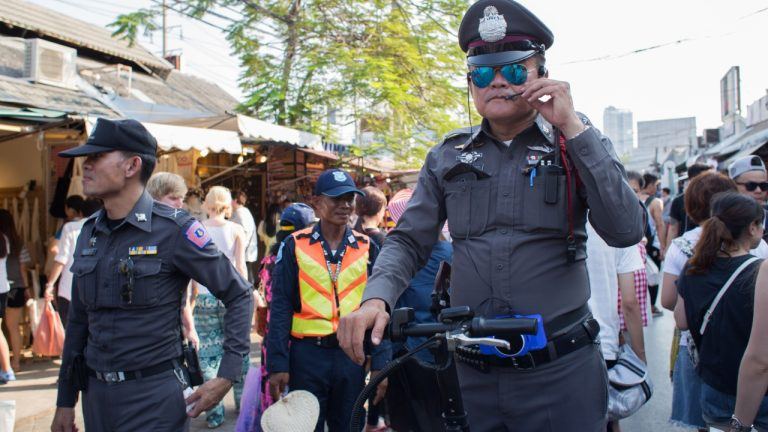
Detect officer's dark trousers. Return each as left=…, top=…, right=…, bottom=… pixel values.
left=457, top=344, right=608, bottom=432
left=83, top=369, right=189, bottom=431
left=288, top=338, right=366, bottom=432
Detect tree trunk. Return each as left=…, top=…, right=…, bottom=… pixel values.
left=279, top=0, right=301, bottom=125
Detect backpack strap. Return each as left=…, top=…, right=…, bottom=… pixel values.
left=700, top=256, right=761, bottom=335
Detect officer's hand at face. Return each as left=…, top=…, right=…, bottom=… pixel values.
left=268, top=372, right=290, bottom=401
left=50, top=407, right=78, bottom=432
left=519, top=77, right=586, bottom=139
left=185, top=377, right=232, bottom=418
left=338, top=299, right=389, bottom=365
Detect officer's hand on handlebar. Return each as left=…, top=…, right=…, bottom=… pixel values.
left=50, top=407, right=78, bottom=432
left=185, top=377, right=232, bottom=418
left=338, top=299, right=389, bottom=365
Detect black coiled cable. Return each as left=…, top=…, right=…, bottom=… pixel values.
left=349, top=338, right=441, bottom=432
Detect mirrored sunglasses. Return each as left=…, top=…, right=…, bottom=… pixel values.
left=469, top=63, right=531, bottom=88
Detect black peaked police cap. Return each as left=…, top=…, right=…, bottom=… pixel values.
left=59, top=118, right=158, bottom=158
left=459, top=0, right=553, bottom=67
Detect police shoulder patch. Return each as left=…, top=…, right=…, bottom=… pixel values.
left=185, top=221, right=211, bottom=249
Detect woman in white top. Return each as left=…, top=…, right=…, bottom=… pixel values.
left=191, top=186, right=248, bottom=429
left=661, top=173, right=768, bottom=431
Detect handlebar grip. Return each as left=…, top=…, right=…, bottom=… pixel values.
left=470, top=317, right=538, bottom=337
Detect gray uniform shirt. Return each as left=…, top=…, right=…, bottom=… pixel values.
left=363, top=115, right=645, bottom=322
left=57, top=191, right=253, bottom=407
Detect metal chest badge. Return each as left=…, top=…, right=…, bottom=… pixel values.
left=457, top=151, right=483, bottom=165
left=479, top=6, right=507, bottom=43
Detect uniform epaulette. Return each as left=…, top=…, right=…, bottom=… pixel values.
left=439, top=127, right=474, bottom=146
left=351, top=229, right=369, bottom=244
left=152, top=202, right=192, bottom=227
left=576, top=112, right=592, bottom=127
left=294, top=227, right=314, bottom=239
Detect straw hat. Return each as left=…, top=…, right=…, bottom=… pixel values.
left=261, top=390, right=320, bottom=432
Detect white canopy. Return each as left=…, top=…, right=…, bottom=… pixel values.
left=142, top=122, right=242, bottom=154
left=158, top=114, right=324, bottom=151
left=84, top=117, right=242, bottom=154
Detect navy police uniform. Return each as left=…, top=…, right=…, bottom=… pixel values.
left=362, top=1, right=646, bottom=430
left=56, top=119, right=253, bottom=431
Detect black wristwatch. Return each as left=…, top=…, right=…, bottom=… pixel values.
left=730, top=415, right=753, bottom=431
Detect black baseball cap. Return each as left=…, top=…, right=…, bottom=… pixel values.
left=59, top=118, right=157, bottom=158
left=313, top=169, right=364, bottom=197
left=459, top=0, right=553, bottom=67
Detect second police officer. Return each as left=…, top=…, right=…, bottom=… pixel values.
left=50, top=119, right=253, bottom=432
left=338, top=0, right=646, bottom=430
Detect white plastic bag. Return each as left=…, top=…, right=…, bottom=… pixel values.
left=0, top=400, right=16, bottom=432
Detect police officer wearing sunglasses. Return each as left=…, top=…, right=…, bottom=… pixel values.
left=51, top=119, right=253, bottom=432
left=728, top=155, right=768, bottom=240
left=338, top=0, right=646, bottom=430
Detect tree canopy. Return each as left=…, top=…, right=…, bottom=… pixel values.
left=111, top=0, right=471, bottom=166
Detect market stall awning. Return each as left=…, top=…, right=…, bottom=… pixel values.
left=84, top=117, right=242, bottom=155
left=705, top=120, right=768, bottom=162
left=143, top=122, right=242, bottom=155
left=159, top=114, right=324, bottom=151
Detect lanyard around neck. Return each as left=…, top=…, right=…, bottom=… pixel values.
left=319, top=238, right=347, bottom=285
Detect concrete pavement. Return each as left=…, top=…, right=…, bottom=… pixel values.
left=1, top=313, right=713, bottom=432
left=0, top=345, right=259, bottom=432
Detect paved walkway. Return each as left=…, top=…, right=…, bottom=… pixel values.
left=0, top=343, right=260, bottom=432
left=0, top=313, right=716, bottom=432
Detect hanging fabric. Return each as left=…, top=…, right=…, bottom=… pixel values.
left=67, top=158, right=84, bottom=198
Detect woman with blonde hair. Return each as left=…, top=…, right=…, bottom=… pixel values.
left=192, top=186, right=249, bottom=428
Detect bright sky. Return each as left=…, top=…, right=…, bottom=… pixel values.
left=27, top=0, right=768, bottom=136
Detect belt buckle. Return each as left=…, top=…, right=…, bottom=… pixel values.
left=101, top=371, right=126, bottom=383
left=510, top=353, right=536, bottom=370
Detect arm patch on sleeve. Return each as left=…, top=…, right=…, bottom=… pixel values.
left=185, top=221, right=212, bottom=249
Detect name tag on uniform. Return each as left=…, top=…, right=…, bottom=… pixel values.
left=81, top=248, right=97, bottom=256
left=128, top=245, right=158, bottom=256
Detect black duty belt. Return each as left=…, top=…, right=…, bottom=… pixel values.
left=291, top=333, right=339, bottom=348
left=88, top=358, right=179, bottom=383
left=457, top=311, right=600, bottom=372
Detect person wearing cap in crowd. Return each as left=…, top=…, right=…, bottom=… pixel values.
left=338, top=1, right=645, bottom=430
left=729, top=155, right=768, bottom=240
left=266, top=169, right=387, bottom=432
left=50, top=118, right=253, bottom=432
left=253, top=202, right=316, bottom=426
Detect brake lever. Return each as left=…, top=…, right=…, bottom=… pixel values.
left=450, top=334, right=511, bottom=350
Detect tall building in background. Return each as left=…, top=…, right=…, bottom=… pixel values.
left=603, top=106, right=633, bottom=156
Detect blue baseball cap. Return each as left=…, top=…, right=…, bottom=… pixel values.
left=280, top=203, right=316, bottom=230
left=313, top=169, right=364, bottom=197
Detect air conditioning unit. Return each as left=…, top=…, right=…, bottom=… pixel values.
left=23, top=39, right=77, bottom=89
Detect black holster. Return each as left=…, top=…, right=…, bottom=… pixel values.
left=182, top=343, right=205, bottom=387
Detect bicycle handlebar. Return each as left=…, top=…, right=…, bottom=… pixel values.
left=390, top=307, right=539, bottom=341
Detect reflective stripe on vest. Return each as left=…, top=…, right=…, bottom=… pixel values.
left=291, top=227, right=369, bottom=338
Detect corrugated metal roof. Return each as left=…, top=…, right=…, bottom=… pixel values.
left=0, top=76, right=120, bottom=117
left=0, top=0, right=172, bottom=74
